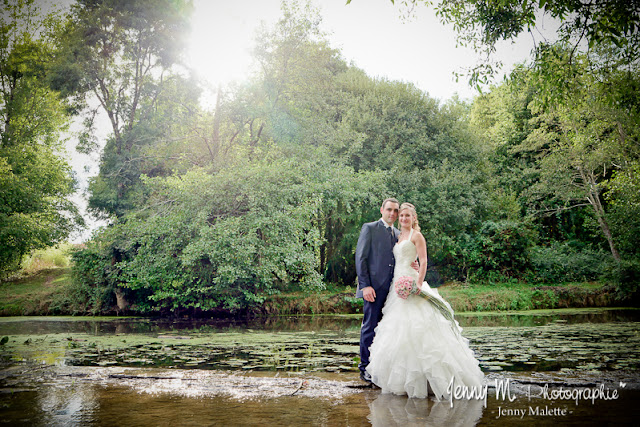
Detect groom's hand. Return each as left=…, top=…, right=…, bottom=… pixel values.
left=362, top=286, right=376, bottom=302
left=411, top=260, right=420, bottom=272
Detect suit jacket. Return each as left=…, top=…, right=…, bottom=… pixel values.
left=355, top=220, right=399, bottom=298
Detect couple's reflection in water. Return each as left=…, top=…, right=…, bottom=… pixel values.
left=367, top=392, right=484, bottom=427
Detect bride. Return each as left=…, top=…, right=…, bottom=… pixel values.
left=366, top=202, right=484, bottom=399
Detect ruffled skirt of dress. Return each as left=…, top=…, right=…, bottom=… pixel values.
left=366, top=283, right=484, bottom=399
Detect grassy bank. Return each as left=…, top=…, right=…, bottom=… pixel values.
left=255, top=281, right=633, bottom=316
left=0, top=268, right=73, bottom=315
left=437, top=281, right=624, bottom=312
left=1, top=266, right=634, bottom=316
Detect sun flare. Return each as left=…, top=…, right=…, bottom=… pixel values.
left=186, top=1, right=280, bottom=107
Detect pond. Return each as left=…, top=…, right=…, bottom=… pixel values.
left=1, top=308, right=639, bottom=425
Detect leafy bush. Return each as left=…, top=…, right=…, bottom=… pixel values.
left=71, top=154, right=384, bottom=314
left=68, top=243, right=117, bottom=314
left=462, top=220, right=536, bottom=281
left=602, top=258, right=640, bottom=297
left=529, top=242, right=610, bottom=283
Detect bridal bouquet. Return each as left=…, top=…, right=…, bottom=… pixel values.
left=393, top=275, right=461, bottom=339
left=394, top=276, right=418, bottom=299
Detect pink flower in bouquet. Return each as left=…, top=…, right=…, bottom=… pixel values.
left=394, top=276, right=417, bottom=299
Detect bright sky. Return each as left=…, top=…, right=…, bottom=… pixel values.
left=186, top=0, right=539, bottom=103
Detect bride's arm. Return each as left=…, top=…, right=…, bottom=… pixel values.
left=413, top=232, right=428, bottom=288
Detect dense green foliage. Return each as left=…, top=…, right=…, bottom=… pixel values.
left=4, top=0, right=638, bottom=313
left=72, top=155, right=384, bottom=313
left=0, top=1, right=81, bottom=277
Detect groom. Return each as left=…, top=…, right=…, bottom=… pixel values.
left=355, top=197, right=400, bottom=383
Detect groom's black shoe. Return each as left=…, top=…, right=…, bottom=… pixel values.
left=360, top=370, right=372, bottom=383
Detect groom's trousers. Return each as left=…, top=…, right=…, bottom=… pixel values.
left=359, top=287, right=390, bottom=374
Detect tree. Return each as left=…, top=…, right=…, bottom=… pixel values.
left=526, top=97, right=623, bottom=261
left=472, top=44, right=639, bottom=265
left=50, top=0, right=193, bottom=218
left=247, top=2, right=495, bottom=281
left=0, top=0, right=81, bottom=276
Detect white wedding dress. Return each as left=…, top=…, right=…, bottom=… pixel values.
left=366, top=230, right=484, bottom=399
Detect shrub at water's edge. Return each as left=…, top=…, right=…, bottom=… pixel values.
left=66, top=159, right=386, bottom=316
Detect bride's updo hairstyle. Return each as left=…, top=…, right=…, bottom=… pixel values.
left=399, top=202, right=421, bottom=232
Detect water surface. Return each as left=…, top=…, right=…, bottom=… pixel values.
left=1, top=308, right=639, bottom=425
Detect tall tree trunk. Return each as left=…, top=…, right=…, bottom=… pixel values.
left=593, top=207, right=621, bottom=262
left=581, top=167, right=622, bottom=262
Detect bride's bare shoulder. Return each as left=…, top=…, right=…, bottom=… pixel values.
left=411, top=229, right=426, bottom=244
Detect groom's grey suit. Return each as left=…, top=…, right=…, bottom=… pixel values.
left=356, top=219, right=399, bottom=377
